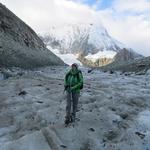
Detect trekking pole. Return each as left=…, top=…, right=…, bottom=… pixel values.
left=63, top=85, right=67, bottom=95
left=63, top=89, right=65, bottom=95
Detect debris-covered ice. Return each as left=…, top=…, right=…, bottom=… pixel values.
left=0, top=66, right=150, bottom=150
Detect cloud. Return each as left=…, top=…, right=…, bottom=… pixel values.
left=113, top=0, right=150, bottom=13
left=97, top=0, right=150, bottom=56
left=1, top=0, right=98, bottom=33
left=1, top=0, right=150, bottom=56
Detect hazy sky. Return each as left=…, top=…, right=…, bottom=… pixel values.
left=1, top=0, right=150, bottom=56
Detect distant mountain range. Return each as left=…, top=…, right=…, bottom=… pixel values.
left=41, top=23, right=143, bottom=67
left=0, top=2, right=143, bottom=69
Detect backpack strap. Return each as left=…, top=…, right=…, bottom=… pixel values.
left=66, top=70, right=82, bottom=82
left=65, top=71, right=70, bottom=81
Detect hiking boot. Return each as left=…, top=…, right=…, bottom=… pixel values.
left=71, top=114, right=76, bottom=123
left=65, top=118, right=70, bottom=125
left=65, top=115, right=71, bottom=125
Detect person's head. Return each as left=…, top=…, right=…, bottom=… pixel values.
left=71, top=63, right=78, bottom=71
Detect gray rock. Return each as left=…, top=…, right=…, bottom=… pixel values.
left=100, top=56, right=150, bottom=73
left=0, top=72, right=4, bottom=80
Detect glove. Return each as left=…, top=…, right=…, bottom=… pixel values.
left=70, top=86, right=76, bottom=91
left=64, top=85, right=69, bottom=91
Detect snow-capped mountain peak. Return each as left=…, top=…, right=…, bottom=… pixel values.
left=41, top=22, right=142, bottom=67
left=42, top=23, right=125, bottom=54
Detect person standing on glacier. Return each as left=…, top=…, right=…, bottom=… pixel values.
left=64, top=63, right=83, bottom=125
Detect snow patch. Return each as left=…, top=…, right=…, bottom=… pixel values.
left=1, top=131, right=50, bottom=150
left=47, top=46, right=82, bottom=66
left=85, top=50, right=117, bottom=62
left=137, top=110, right=150, bottom=131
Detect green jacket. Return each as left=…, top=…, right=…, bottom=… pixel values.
left=64, top=69, right=83, bottom=93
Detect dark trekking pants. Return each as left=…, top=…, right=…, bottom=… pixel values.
left=66, top=91, right=79, bottom=119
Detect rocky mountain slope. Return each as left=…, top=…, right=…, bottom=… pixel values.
left=0, top=66, right=150, bottom=150
left=114, top=48, right=142, bottom=62
left=0, top=3, right=65, bottom=68
left=100, top=56, right=150, bottom=73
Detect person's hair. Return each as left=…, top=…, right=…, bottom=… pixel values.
left=71, top=63, right=78, bottom=69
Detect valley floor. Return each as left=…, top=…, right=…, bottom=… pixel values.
left=0, top=66, right=150, bottom=150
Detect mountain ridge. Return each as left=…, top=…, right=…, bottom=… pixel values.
left=0, top=3, right=65, bottom=68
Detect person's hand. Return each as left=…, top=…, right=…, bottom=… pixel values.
left=64, top=85, right=68, bottom=88
left=70, top=87, right=73, bottom=91
left=71, top=86, right=76, bottom=91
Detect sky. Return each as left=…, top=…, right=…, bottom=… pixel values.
left=1, top=0, right=150, bottom=56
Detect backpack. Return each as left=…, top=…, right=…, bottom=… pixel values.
left=66, top=70, right=83, bottom=90
left=77, top=70, right=83, bottom=89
